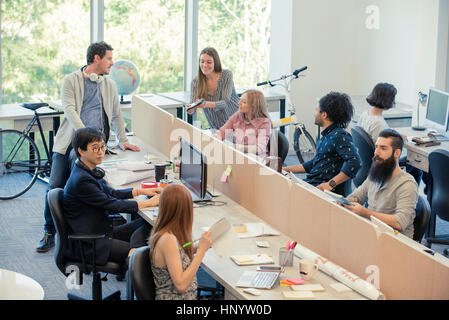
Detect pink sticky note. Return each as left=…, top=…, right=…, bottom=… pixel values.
left=286, top=278, right=305, bottom=285
left=221, top=171, right=228, bottom=183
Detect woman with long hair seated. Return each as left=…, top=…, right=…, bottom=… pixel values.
left=149, top=184, right=211, bottom=300
left=215, top=89, right=272, bottom=157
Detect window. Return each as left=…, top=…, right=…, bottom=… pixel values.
left=1, top=0, right=90, bottom=104
left=104, top=0, right=185, bottom=95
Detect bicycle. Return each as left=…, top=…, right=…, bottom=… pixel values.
left=257, top=66, right=316, bottom=163
left=0, top=103, right=63, bottom=199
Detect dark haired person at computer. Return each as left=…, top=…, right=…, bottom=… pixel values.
left=149, top=184, right=212, bottom=300
left=37, top=41, right=141, bottom=253
left=283, top=92, right=361, bottom=194
left=186, top=47, right=239, bottom=130
left=63, top=128, right=161, bottom=267
left=343, top=129, right=418, bottom=238
left=360, top=82, right=423, bottom=185
left=215, top=89, right=272, bottom=157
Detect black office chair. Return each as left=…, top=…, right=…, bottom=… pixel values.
left=425, top=150, right=449, bottom=255
left=267, top=130, right=289, bottom=163
left=351, top=126, right=375, bottom=187
left=413, top=195, right=431, bottom=242
left=126, top=246, right=155, bottom=300
left=47, top=188, right=126, bottom=300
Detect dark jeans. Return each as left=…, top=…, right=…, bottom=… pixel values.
left=108, top=217, right=152, bottom=263
left=43, top=147, right=76, bottom=234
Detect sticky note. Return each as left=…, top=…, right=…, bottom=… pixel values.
left=225, top=165, right=232, bottom=176
left=285, top=278, right=305, bottom=285
left=221, top=171, right=228, bottom=183
left=291, top=284, right=325, bottom=292
left=280, top=280, right=292, bottom=286
left=233, top=224, right=247, bottom=233
left=282, top=291, right=314, bottom=300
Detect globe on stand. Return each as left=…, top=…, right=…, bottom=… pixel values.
left=109, top=59, right=140, bottom=104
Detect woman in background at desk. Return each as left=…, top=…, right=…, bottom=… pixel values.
left=187, top=47, right=239, bottom=130
left=149, top=184, right=212, bottom=300
left=360, top=82, right=423, bottom=186
left=215, top=89, right=272, bottom=157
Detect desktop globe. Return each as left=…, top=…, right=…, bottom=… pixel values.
left=109, top=59, right=140, bottom=104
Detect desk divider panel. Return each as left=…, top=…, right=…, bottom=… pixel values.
left=431, top=256, right=449, bottom=299
left=288, top=183, right=333, bottom=258
left=377, top=233, right=435, bottom=299
left=132, top=95, right=175, bottom=157
left=251, top=165, right=292, bottom=234
left=328, top=205, right=379, bottom=281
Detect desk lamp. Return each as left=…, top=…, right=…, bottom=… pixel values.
left=412, top=91, right=427, bottom=131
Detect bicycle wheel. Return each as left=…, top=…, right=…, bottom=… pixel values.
left=293, top=126, right=316, bottom=164
left=0, top=129, right=40, bottom=199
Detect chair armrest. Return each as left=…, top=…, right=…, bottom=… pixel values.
left=68, top=234, right=106, bottom=241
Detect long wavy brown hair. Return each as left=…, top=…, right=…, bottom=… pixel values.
left=195, top=47, right=222, bottom=101
left=149, top=184, right=194, bottom=261
left=242, top=89, right=270, bottom=121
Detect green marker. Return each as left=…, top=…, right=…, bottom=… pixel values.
left=182, top=238, right=199, bottom=248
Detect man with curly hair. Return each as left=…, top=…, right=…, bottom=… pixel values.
left=284, top=92, right=361, bottom=195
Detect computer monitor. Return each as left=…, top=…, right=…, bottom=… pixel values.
left=179, top=137, right=211, bottom=201
left=425, top=88, right=449, bottom=132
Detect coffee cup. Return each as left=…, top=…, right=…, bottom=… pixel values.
left=299, top=259, right=319, bottom=280
left=154, top=163, right=166, bottom=182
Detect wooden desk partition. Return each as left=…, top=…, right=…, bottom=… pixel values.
left=132, top=95, right=449, bottom=300
left=328, top=206, right=378, bottom=281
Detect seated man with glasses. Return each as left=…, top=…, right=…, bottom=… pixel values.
left=63, top=127, right=160, bottom=267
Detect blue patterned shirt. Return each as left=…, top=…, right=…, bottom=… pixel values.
left=303, top=123, right=361, bottom=186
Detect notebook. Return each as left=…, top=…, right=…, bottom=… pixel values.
left=230, top=254, right=274, bottom=266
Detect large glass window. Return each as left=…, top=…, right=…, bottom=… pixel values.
left=198, top=0, right=271, bottom=88
left=1, top=0, right=90, bottom=104
left=104, top=0, right=185, bottom=94
left=194, top=0, right=271, bottom=128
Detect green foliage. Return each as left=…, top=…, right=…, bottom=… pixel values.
left=1, top=0, right=270, bottom=106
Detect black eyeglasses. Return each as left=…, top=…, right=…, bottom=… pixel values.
left=91, top=145, right=106, bottom=153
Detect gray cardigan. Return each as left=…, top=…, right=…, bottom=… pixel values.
left=53, top=70, right=128, bottom=154
left=190, top=69, right=239, bottom=130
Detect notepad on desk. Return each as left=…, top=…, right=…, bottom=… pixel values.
left=233, top=223, right=280, bottom=239
left=230, top=254, right=274, bottom=266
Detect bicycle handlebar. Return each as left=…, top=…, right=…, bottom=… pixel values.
left=257, top=66, right=307, bottom=87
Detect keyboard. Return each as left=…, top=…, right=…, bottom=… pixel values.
left=250, top=272, right=278, bottom=289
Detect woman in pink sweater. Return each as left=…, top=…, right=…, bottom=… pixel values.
left=216, top=89, right=272, bottom=157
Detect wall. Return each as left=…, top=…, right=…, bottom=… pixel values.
left=271, top=0, right=443, bottom=132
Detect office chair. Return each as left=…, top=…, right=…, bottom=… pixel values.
left=126, top=246, right=155, bottom=300
left=413, top=195, right=431, bottom=242
left=351, top=126, right=375, bottom=187
left=268, top=130, right=289, bottom=163
left=425, top=150, right=449, bottom=255
left=47, top=188, right=126, bottom=300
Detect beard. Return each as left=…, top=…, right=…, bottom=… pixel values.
left=368, top=154, right=396, bottom=186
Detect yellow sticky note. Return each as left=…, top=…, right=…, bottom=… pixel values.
left=281, top=117, right=292, bottom=124
left=225, top=165, right=232, bottom=176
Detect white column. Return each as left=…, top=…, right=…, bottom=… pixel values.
left=184, top=0, right=199, bottom=92
left=90, top=0, right=104, bottom=43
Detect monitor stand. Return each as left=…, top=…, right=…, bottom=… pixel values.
left=412, top=126, right=426, bottom=131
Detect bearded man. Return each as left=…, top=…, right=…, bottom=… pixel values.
left=344, top=129, right=418, bottom=238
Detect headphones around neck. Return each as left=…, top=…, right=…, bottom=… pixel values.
left=75, top=159, right=105, bottom=179
left=81, top=65, right=104, bottom=84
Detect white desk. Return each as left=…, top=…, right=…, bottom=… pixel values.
left=0, top=268, right=45, bottom=300
left=104, top=136, right=366, bottom=300
left=158, top=88, right=287, bottom=133
left=0, top=104, right=61, bottom=132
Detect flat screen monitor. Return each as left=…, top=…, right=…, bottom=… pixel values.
left=179, top=137, right=210, bottom=201
left=425, top=88, right=449, bottom=132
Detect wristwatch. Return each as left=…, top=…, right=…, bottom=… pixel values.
left=329, top=179, right=337, bottom=188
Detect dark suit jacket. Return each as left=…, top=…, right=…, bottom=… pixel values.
left=63, top=164, right=138, bottom=266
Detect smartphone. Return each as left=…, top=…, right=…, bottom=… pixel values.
left=256, top=266, right=282, bottom=272
left=186, top=98, right=205, bottom=111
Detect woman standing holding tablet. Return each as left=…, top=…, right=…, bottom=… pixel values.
left=187, top=47, right=239, bottom=130
left=149, top=184, right=211, bottom=300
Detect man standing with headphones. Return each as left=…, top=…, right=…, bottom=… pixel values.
left=37, top=41, right=140, bottom=253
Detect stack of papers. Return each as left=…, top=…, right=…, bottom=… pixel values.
left=234, top=223, right=280, bottom=239
left=230, top=254, right=274, bottom=266
left=100, top=160, right=155, bottom=186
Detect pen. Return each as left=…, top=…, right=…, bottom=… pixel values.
left=182, top=238, right=200, bottom=248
